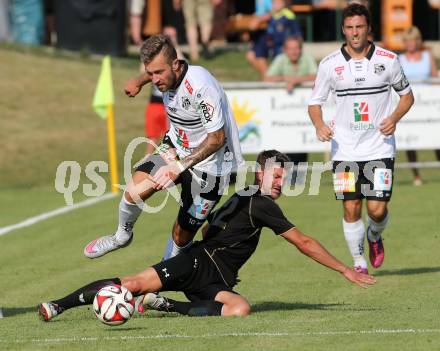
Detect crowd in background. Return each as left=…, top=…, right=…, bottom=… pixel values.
left=1, top=0, right=439, bottom=185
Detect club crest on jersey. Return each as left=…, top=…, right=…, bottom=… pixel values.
left=184, top=79, right=193, bottom=94
left=181, top=97, right=191, bottom=110
left=176, top=129, right=189, bottom=149
left=198, top=100, right=214, bottom=123
left=374, top=64, right=385, bottom=75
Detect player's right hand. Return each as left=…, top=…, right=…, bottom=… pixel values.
left=342, top=268, right=376, bottom=289
left=315, top=123, right=333, bottom=142
left=124, top=78, right=141, bottom=97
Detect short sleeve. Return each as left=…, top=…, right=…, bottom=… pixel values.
left=308, top=59, right=332, bottom=106
left=251, top=196, right=295, bottom=235
left=391, top=57, right=411, bottom=95
left=193, top=85, right=225, bottom=133
left=266, top=55, right=284, bottom=76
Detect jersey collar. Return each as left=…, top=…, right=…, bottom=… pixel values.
left=170, top=60, right=189, bottom=91
left=341, top=41, right=375, bottom=61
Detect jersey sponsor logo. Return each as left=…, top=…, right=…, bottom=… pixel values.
left=333, top=172, right=356, bottom=192
left=188, top=196, right=216, bottom=220
left=198, top=100, right=214, bottom=123
left=355, top=77, right=366, bottom=86
left=176, top=128, right=189, bottom=149
left=167, top=106, right=177, bottom=113
left=351, top=102, right=374, bottom=131
left=335, top=65, right=345, bottom=80
left=374, top=64, right=385, bottom=75
left=354, top=102, right=369, bottom=121
left=181, top=97, right=191, bottom=110
left=184, top=79, right=193, bottom=94
left=350, top=101, right=375, bottom=132
left=373, top=168, right=392, bottom=191
left=335, top=66, right=345, bottom=75
left=376, top=49, right=395, bottom=59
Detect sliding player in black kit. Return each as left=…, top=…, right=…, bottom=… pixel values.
left=38, top=150, right=375, bottom=321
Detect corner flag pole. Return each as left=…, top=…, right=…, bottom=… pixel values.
left=107, top=104, right=119, bottom=193
left=93, top=56, right=119, bottom=193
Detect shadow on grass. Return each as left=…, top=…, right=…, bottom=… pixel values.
left=253, top=302, right=348, bottom=313
left=374, top=266, right=440, bottom=276
left=1, top=306, right=36, bottom=317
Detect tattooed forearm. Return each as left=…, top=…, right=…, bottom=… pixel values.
left=179, top=128, right=225, bottom=170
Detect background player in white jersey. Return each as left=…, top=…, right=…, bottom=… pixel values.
left=84, top=34, right=243, bottom=260
left=308, top=4, right=414, bottom=273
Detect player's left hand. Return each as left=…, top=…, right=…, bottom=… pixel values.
left=152, top=162, right=182, bottom=190
left=379, top=117, right=397, bottom=136
left=342, top=267, right=376, bottom=289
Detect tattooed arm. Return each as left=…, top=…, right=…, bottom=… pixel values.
left=151, top=128, right=225, bottom=189
left=179, top=128, right=226, bottom=170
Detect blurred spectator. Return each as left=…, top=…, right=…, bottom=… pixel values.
left=211, top=0, right=232, bottom=45
left=399, top=26, right=439, bottom=186
left=246, top=0, right=301, bottom=78
left=44, top=0, right=55, bottom=45
left=162, top=0, right=186, bottom=45
left=264, top=35, right=316, bottom=183
left=264, top=35, right=316, bottom=91
left=129, top=0, right=182, bottom=155
left=129, top=0, right=145, bottom=45
left=0, top=0, right=11, bottom=42
left=10, top=0, right=44, bottom=45
left=178, top=0, right=217, bottom=61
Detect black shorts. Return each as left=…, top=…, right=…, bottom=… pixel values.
left=332, top=158, right=394, bottom=201
left=135, top=153, right=224, bottom=232
left=152, top=245, right=234, bottom=301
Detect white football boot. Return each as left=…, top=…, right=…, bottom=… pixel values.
left=38, top=302, right=62, bottom=322
left=84, top=233, right=133, bottom=259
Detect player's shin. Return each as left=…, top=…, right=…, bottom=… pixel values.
left=367, top=212, right=389, bottom=242
left=342, top=219, right=368, bottom=269
left=115, top=196, right=142, bottom=244
left=51, top=278, right=121, bottom=311
left=162, top=235, right=193, bottom=260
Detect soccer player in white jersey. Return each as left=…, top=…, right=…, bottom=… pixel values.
left=308, top=4, right=414, bottom=273
left=84, top=34, right=244, bottom=260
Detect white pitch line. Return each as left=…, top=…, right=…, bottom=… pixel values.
left=1, top=329, right=440, bottom=344
left=0, top=193, right=118, bottom=236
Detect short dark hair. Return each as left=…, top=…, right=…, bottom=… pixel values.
left=341, top=3, right=371, bottom=28
left=256, top=150, right=291, bottom=170
left=284, top=35, right=304, bottom=48
left=140, top=34, right=177, bottom=64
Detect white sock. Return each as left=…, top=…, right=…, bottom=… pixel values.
left=367, top=212, right=389, bottom=242
left=342, top=219, right=367, bottom=268
left=162, top=235, right=193, bottom=260
left=114, top=195, right=142, bottom=244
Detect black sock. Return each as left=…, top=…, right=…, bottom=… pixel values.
left=52, top=277, right=121, bottom=311
left=166, top=299, right=223, bottom=316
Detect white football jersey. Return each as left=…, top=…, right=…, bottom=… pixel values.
left=162, top=63, right=244, bottom=176
left=309, top=43, right=411, bottom=161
